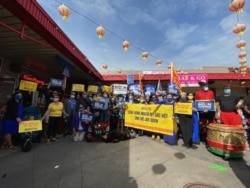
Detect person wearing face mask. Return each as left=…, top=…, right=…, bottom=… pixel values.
left=72, top=104, right=90, bottom=142
left=99, top=92, right=110, bottom=122
left=117, top=95, right=125, bottom=132
left=176, top=92, right=194, bottom=148
left=195, top=80, right=215, bottom=142
left=187, top=93, right=200, bottom=144
left=1, top=91, right=23, bottom=149
left=109, top=96, right=119, bottom=131
left=165, top=93, right=175, bottom=104
left=195, top=80, right=215, bottom=120
left=215, top=86, right=242, bottom=125
left=41, top=95, right=67, bottom=144
left=63, top=91, right=77, bottom=137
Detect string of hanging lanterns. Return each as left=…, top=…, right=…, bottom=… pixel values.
left=55, top=1, right=172, bottom=72
left=229, top=0, right=247, bottom=76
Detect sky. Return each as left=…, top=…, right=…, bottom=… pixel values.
left=37, top=0, right=250, bottom=73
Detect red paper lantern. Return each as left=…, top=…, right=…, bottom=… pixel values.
left=122, top=40, right=130, bottom=51
left=233, top=23, right=246, bottom=35
left=58, top=4, right=71, bottom=20
left=229, top=0, right=245, bottom=13
left=96, top=26, right=105, bottom=39
left=141, top=52, right=149, bottom=60
left=236, top=40, right=246, bottom=50
left=156, top=59, right=162, bottom=66
left=102, top=64, right=108, bottom=69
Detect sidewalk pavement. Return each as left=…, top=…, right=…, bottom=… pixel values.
left=0, top=135, right=249, bottom=188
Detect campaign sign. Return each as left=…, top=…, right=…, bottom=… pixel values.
left=19, top=120, right=42, bottom=133
left=92, top=101, right=105, bottom=110
left=72, top=84, right=85, bottom=92
left=144, top=85, right=156, bottom=95
left=129, top=84, right=141, bottom=96
left=50, top=78, right=63, bottom=87
left=113, top=84, right=127, bottom=95
left=88, top=85, right=99, bottom=93
left=19, top=80, right=38, bottom=92
left=167, top=83, right=179, bottom=95
left=81, top=113, right=93, bottom=122
left=102, top=85, right=112, bottom=93
left=127, top=74, right=134, bottom=85
left=174, top=102, right=192, bottom=115
left=195, top=100, right=215, bottom=111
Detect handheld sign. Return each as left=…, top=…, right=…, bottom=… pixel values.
left=19, top=120, right=42, bottom=133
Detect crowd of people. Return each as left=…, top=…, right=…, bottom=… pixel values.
left=0, top=80, right=250, bottom=150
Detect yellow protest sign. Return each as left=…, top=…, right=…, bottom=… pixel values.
left=88, top=85, right=98, bottom=93
left=19, top=80, right=37, bottom=92
left=72, top=84, right=85, bottom=92
left=19, top=120, right=42, bottom=133
left=125, top=104, right=178, bottom=135
left=102, top=85, right=112, bottom=93
left=174, top=102, right=192, bottom=115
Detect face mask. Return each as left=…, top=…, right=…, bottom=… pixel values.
left=180, top=97, right=187, bottom=102
left=188, top=96, right=194, bottom=100
left=103, top=94, right=107, bottom=98
left=203, top=86, right=209, bottom=91
left=166, top=98, right=172, bottom=102
left=224, top=89, right=231, bottom=94
left=129, top=99, right=133, bottom=103
left=15, top=95, right=22, bottom=100
left=70, top=95, right=75, bottom=98
left=53, top=98, right=59, bottom=102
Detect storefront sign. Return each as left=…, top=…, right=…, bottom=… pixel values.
left=19, top=120, right=42, bottom=133
left=178, top=73, right=208, bottom=87
left=195, top=100, right=216, bottom=111
left=174, top=102, right=193, bottom=115
left=72, top=84, right=85, bottom=92
left=23, top=74, right=45, bottom=85
left=19, top=80, right=38, bottom=92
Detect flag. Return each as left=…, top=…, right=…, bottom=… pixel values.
left=156, top=80, right=163, bottom=95
left=170, top=62, right=182, bottom=92
left=138, top=73, right=143, bottom=91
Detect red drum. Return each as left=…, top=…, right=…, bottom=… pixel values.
left=206, top=123, right=246, bottom=158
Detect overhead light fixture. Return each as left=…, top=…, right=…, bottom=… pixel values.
left=240, top=80, right=246, bottom=85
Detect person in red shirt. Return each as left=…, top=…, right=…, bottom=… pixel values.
left=195, top=80, right=215, bottom=122
left=195, top=80, right=215, bottom=142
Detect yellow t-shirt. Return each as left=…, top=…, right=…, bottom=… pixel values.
left=48, top=102, right=64, bottom=117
